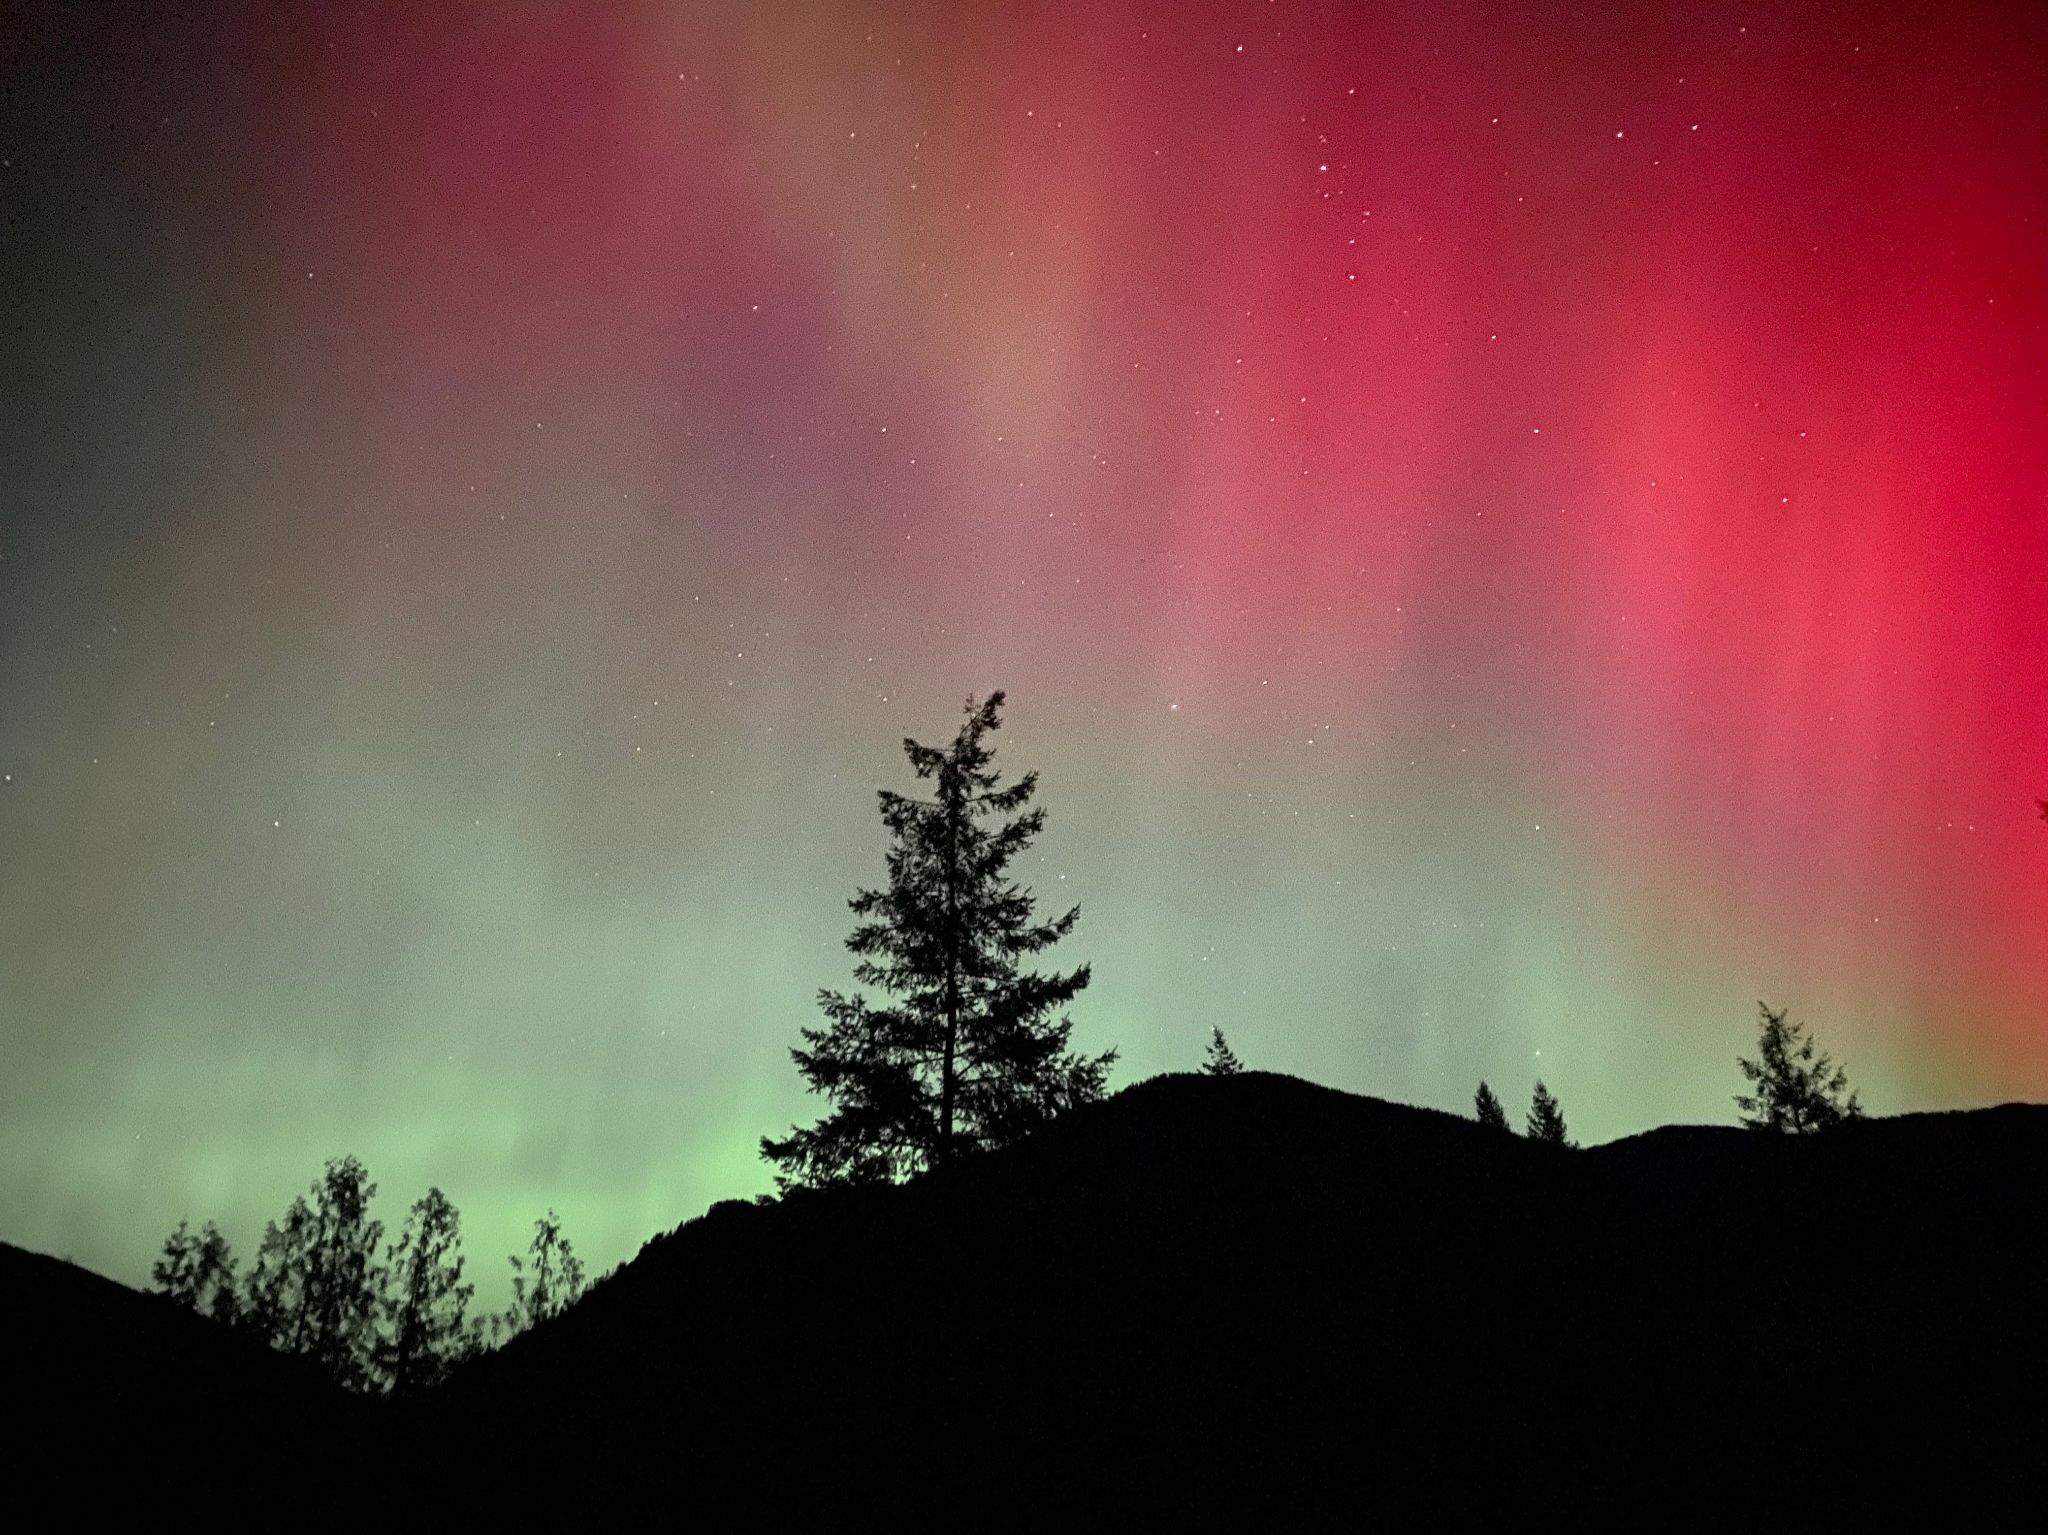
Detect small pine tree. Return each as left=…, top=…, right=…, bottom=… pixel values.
left=506, top=1210, right=585, bottom=1335
left=459, top=1312, right=505, bottom=1363
left=1473, top=1081, right=1511, bottom=1132
left=158, top=1221, right=241, bottom=1320
left=241, top=1195, right=316, bottom=1347
left=1526, top=1081, right=1575, bottom=1147
left=197, top=1222, right=243, bottom=1327
left=1735, top=1002, right=1862, bottom=1133
left=1203, top=1027, right=1244, bottom=1076
left=378, top=1187, right=473, bottom=1395
left=153, top=1220, right=198, bottom=1303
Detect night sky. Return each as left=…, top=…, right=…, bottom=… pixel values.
left=4, top=1, right=2044, bottom=1305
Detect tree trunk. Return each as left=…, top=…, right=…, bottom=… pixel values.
left=938, top=803, right=960, bottom=1170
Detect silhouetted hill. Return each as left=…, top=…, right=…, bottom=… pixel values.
left=2, top=1240, right=363, bottom=1490
left=422, top=1074, right=2048, bottom=1519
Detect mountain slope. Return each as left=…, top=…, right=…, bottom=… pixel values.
left=2, top=1240, right=365, bottom=1491
left=426, top=1073, right=2048, bottom=1517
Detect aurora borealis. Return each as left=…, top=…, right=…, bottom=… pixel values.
left=3, top=1, right=2044, bottom=1303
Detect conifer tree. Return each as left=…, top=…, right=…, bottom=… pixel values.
left=460, top=1313, right=506, bottom=1362
left=298, top=1156, right=385, bottom=1390
left=152, top=1219, right=239, bottom=1320
left=240, top=1157, right=385, bottom=1389
left=241, top=1194, right=315, bottom=1348
left=378, top=1187, right=473, bottom=1395
left=763, top=692, right=1118, bottom=1189
left=506, top=1210, right=585, bottom=1334
left=154, top=1219, right=197, bottom=1298
left=1526, top=1081, right=1575, bottom=1147
left=1735, top=1002, right=1862, bottom=1132
left=1203, top=1027, right=1244, bottom=1076
left=1473, top=1081, right=1511, bottom=1132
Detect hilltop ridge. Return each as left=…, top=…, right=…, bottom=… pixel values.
left=428, top=1072, right=2048, bottom=1516
left=10, top=1074, right=2045, bottom=1516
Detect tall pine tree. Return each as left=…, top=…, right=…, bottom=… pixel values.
left=299, top=1156, right=385, bottom=1390
left=378, top=1187, right=473, bottom=1395
left=763, top=692, right=1118, bottom=1189
left=1202, top=1027, right=1244, bottom=1076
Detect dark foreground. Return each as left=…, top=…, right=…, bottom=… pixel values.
left=12, top=1072, right=2047, bottom=1519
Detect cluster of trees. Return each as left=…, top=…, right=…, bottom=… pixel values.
left=153, top=1159, right=587, bottom=1394
left=1467, top=1002, right=1862, bottom=1144
left=1471, top=1079, right=1575, bottom=1145
left=761, top=690, right=1882, bottom=1194
left=147, top=691, right=1906, bottom=1359
left=1208, top=1007, right=1858, bottom=1149
left=122, top=690, right=1953, bottom=1416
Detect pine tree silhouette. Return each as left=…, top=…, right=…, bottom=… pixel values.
left=506, top=1210, right=585, bottom=1334
left=239, top=1157, right=385, bottom=1389
left=153, top=1220, right=197, bottom=1301
left=762, top=692, right=1118, bottom=1189
left=1735, top=1002, right=1862, bottom=1132
left=241, top=1194, right=314, bottom=1348
left=1203, top=1027, right=1244, bottom=1075
left=1526, top=1081, right=1575, bottom=1147
left=299, top=1156, right=384, bottom=1390
left=1473, top=1081, right=1511, bottom=1132
left=152, top=1219, right=238, bottom=1319
left=378, top=1187, right=473, bottom=1395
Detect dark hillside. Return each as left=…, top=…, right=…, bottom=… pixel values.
left=3, top=1239, right=366, bottom=1491
left=14, top=1077, right=2040, bottom=1514
left=422, top=1074, right=2048, bottom=1518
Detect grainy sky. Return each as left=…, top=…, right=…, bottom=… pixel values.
left=3, top=0, right=2044, bottom=1306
